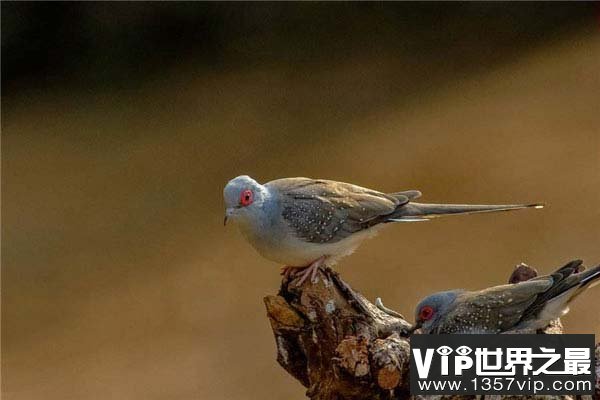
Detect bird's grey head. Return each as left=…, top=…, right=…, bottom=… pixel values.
left=223, top=175, right=269, bottom=226
left=412, top=290, right=460, bottom=334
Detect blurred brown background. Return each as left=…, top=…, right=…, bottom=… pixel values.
left=2, top=3, right=599, bottom=399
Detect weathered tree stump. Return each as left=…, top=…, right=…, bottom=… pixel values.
left=265, top=267, right=412, bottom=399
left=264, top=264, right=599, bottom=400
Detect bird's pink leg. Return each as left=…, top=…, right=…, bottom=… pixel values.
left=295, top=256, right=327, bottom=286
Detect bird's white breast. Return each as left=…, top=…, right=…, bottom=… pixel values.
left=240, top=221, right=383, bottom=267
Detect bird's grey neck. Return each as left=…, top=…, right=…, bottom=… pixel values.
left=238, top=187, right=280, bottom=235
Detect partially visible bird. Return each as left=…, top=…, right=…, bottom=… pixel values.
left=223, top=175, right=543, bottom=285
left=411, top=260, right=600, bottom=334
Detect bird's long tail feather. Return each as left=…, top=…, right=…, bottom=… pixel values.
left=388, top=202, right=543, bottom=222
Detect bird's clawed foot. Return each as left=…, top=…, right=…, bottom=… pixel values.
left=280, top=265, right=297, bottom=280
left=281, top=256, right=328, bottom=286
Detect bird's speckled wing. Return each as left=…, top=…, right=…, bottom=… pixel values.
left=267, top=178, right=408, bottom=244
left=437, top=279, right=553, bottom=333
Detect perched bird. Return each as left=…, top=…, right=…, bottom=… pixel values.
left=411, top=260, right=600, bottom=334
left=223, top=175, right=543, bottom=285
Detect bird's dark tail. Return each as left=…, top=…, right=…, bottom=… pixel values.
left=577, top=264, right=600, bottom=290
left=549, top=261, right=600, bottom=307
left=387, top=202, right=544, bottom=222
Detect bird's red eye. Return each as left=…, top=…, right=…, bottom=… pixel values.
left=239, top=189, right=254, bottom=206
left=419, top=306, right=434, bottom=321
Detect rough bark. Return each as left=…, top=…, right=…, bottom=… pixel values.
left=264, top=264, right=599, bottom=400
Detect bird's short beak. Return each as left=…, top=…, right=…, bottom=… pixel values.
left=407, top=322, right=422, bottom=335
left=224, top=208, right=234, bottom=226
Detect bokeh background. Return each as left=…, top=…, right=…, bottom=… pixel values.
left=2, top=3, right=599, bottom=399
